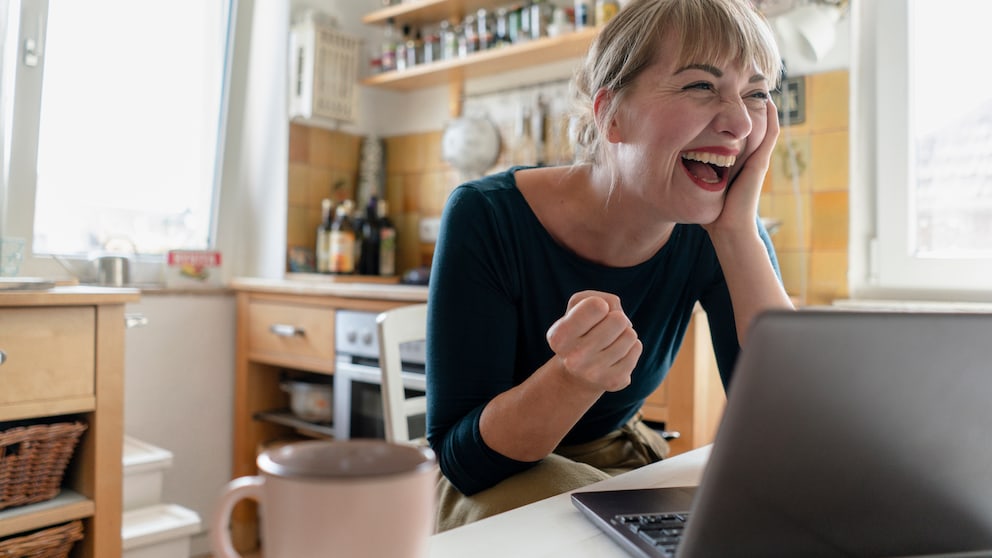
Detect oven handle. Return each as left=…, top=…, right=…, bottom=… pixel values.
left=334, top=359, right=427, bottom=392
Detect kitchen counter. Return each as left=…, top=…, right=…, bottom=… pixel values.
left=229, top=276, right=428, bottom=302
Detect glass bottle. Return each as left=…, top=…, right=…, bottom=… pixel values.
left=477, top=9, right=493, bottom=51
left=395, top=24, right=411, bottom=71
left=316, top=198, right=333, bottom=273
left=439, top=20, right=457, bottom=61
left=380, top=18, right=399, bottom=72
left=328, top=201, right=356, bottom=274
left=514, top=105, right=536, bottom=166
left=461, top=15, right=478, bottom=56
left=360, top=196, right=381, bottom=276
left=574, top=0, right=592, bottom=29
left=377, top=199, right=397, bottom=277
left=530, top=0, right=547, bottom=40
left=494, top=8, right=512, bottom=47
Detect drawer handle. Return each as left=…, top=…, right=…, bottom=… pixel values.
left=270, top=324, right=305, bottom=337
left=0, top=350, right=5, bottom=366
left=125, top=313, right=149, bottom=329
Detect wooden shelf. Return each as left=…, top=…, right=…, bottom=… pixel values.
left=361, top=27, right=598, bottom=91
left=363, top=0, right=510, bottom=27
left=254, top=410, right=335, bottom=438
left=0, top=491, right=93, bottom=538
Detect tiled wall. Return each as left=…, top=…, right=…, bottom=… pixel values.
left=287, top=69, right=850, bottom=304
left=382, top=132, right=459, bottom=273
left=287, top=123, right=362, bottom=266
left=759, top=70, right=850, bottom=306
left=286, top=122, right=456, bottom=276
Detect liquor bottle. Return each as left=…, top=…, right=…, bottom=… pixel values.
left=377, top=199, right=397, bottom=277
left=513, top=105, right=536, bottom=166
left=360, top=196, right=382, bottom=276
left=351, top=200, right=365, bottom=275
left=316, top=198, right=333, bottom=273
left=328, top=201, right=356, bottom=274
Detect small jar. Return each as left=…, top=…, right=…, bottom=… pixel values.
left=595, top=0, right=620, bottom=26
left=422, top=31, right=439, bottom=64
left=439, top=20, right=457, bottom=60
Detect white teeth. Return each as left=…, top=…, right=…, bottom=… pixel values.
left=681, top=151, right=736, bottom=167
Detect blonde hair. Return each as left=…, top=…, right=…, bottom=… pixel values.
left=570, top=0, right=782, bottom=169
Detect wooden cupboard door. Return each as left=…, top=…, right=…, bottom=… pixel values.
left=0, top=306, right=95, bottom=407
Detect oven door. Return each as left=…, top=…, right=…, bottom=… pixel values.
left=333, top=358, right=426, bottom=440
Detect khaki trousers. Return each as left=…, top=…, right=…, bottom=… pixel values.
left=434, top=415, right=670, bottom=533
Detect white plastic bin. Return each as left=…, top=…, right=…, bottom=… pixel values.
left=122, top=503, right=201, bottom=558
left=123, top=436, right=174, bottom=511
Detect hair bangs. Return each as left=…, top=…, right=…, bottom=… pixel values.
left=664, top=0, right=782, bottom=86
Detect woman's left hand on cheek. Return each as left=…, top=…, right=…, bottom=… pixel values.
left=704, top=100, right=779, bottom=236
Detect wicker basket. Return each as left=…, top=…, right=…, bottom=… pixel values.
left=0, top=422, right=88, bottom=511
left=0, top=520, right=84, bottom=558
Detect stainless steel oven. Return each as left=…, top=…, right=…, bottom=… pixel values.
left=333, top=309, right=426, bottom=440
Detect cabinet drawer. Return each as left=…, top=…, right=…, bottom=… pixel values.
left=0, top=307, right=95, bottom=406
left=247, top=300, right=335, bottom=372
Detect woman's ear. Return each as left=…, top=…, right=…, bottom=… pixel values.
left=593, top=88, right=622, bottom=143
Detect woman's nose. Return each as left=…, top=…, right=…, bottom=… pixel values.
left=715, top=97, right=753, bottom=139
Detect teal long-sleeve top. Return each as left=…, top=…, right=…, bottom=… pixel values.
left=425, top=168, right=781, bottom=496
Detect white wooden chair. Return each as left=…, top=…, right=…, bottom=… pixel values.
left=376, top=303, right=429, bottom=445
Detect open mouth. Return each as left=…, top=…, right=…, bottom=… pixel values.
left=680, top=151, right=736, bottom=187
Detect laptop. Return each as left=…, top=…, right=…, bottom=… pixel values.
left=572, top=310, right=992, bottom=558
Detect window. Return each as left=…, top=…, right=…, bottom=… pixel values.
left=865, top=0, right=992, bottom=296
left=1, top=0, right=233, bottom=271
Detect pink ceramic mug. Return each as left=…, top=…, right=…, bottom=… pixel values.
left=211, top=439, right=437, bottom=558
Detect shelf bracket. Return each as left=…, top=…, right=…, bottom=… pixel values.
left=448, top=80, right=464, bottom=118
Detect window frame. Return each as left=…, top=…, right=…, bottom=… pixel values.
left=852, top=0, right=992, bottom=301
left=0, top=0, right=236, bottom=281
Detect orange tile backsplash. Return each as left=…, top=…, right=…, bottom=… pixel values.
left=761, top=69, right=850, bottom=305
left=287, top=69, right=850, bottom=304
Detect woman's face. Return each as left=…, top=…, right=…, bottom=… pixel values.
left=606, top=36, right=773, bottom=224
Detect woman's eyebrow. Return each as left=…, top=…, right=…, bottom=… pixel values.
left=674, top=64, right=770, bottom=85
left=675, top=63, right=722, bottom=77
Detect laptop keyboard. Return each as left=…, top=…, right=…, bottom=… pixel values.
left=613, top=512, right=690, bottom=557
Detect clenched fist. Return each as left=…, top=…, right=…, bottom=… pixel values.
left=545, top=291, right=642, bottom=392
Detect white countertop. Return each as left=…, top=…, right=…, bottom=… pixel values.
left=426, top=446, right=711, bottom=558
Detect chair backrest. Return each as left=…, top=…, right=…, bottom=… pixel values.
left=375, top=303, right=428, bottom=444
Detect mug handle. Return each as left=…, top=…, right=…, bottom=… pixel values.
left=210, top=476, right=264, bottom=558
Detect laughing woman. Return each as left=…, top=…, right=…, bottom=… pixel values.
left=426, top=0, right=794, bottom=532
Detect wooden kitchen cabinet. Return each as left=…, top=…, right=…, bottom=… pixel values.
left=360, top=0, right=598, bottom=92
left=640, top=306, right=726, bottom=456
left=229, top=278, right=428, bottom=553
left=0, top=287, right=139, bottom=558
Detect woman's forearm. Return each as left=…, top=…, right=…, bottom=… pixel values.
left=479, top=357, right=604, bottom=462
left=709, top=230, right=794, bottom=344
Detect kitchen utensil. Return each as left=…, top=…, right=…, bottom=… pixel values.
left=280, top=380, right=333, bottom=423
left=210, top=440, right=437, bottom=558
left=441, top=113, right=502, bottom=180
left=96, top=255, right=130, bottom=286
